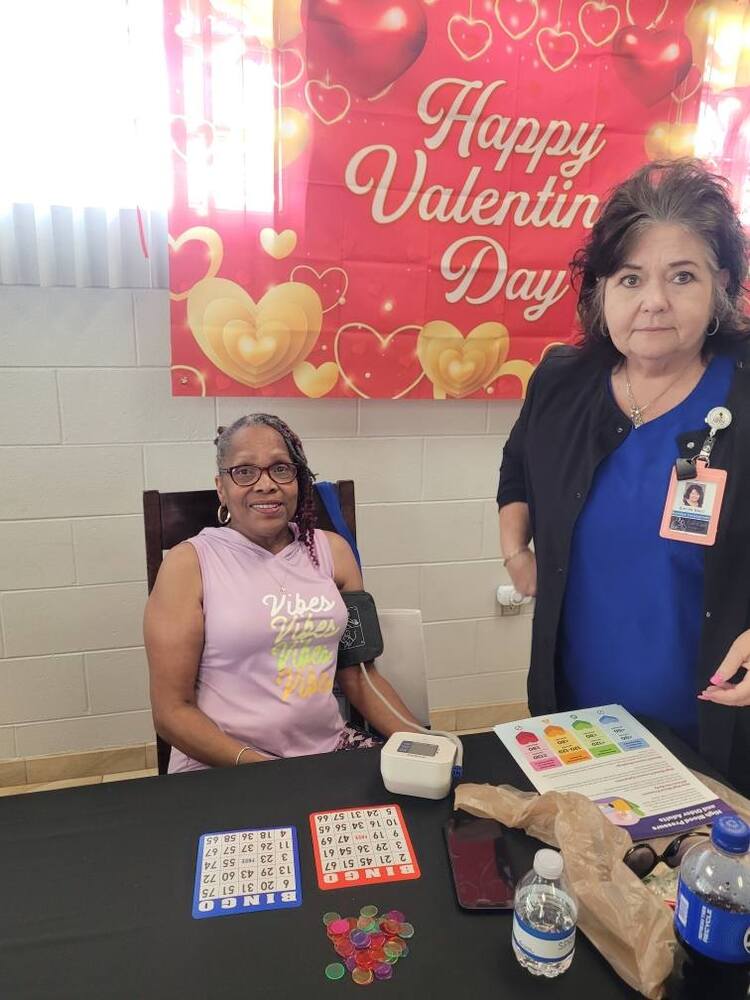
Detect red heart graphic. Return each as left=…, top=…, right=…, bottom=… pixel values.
left=307, top=0, right=428, bottom=99
left=168, top=240, right=215, bottom=299
left=537, top=27, right=579, bottom=71
left=334, top=323, right=424, bottom=398
left=612, top=27, right=692, bottom=105
left=304, top=79, right=351, bottom=125
left=169, top=116, right=214, bottom=162
left=578, top=2, right=619, bottom=47
left=272, top=47, right=304, bottom=89
left=494, top=0, right=538, bottom=41
left=290, top=265, right=348, bottom=313
left=448, top=15, right=493, bottom=61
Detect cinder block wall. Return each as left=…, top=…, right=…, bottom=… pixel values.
left=0, top=286, right=530, bottom=760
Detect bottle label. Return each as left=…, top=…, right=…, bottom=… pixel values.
left=675, top=877, right=750, bottom=965
left=512, top=912, right=576, bottom=963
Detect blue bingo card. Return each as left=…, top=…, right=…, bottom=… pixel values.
left=192, top=825, right=302, bottom=919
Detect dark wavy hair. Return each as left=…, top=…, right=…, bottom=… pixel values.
left=214, top=413, right=319, bottom=565
left=571, top=159, right=750, bottom=365
left=683, top=483, right=705, bottom=507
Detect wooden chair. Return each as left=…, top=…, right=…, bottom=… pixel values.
left=143, top=481, right=357, bottom=773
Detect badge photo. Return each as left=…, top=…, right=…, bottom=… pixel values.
left=659, top=464, right=727, bottom=547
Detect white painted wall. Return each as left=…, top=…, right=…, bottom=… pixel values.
left=0, top=286, right=530, bottom=759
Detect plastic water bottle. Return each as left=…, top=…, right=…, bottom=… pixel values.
left=675, top=815, right=750, bottom=969
left=512, top=848, right=577, bottom=977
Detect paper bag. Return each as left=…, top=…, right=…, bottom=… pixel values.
left=454, top=783, right=675, bottom=998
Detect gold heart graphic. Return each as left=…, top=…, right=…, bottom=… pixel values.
left=304, top=79, right=351, bottom=125
left=494, top=0, right=539, bottom=40
left=536, top=26, right=579, bottom=73
left=293, top=361, right=339, bottom=398
left=187, top=277, right=322, bottom=388
left=334, top=323, right=425, bottom=399
left=290, top=264, right=349, bottom=314
left=260, top=227, right=298, bottom=260
left=644, top=121, right=697, bottom=160
left=447, top=14, right=494, bottom=62
left=276, top=107, right=310, bottom=170
left=171, top=365, right=207, bottom=396
left=418, top=321, right=509, bottom=398
left=168, top=227, right=224, bottom=302
left=273, top=47, right=304, bottom=89
left=495, top=359, right=536, bottom=397
left=170, top=115, right=216, bottom=163
left=578, top=1, right=620, bottom=46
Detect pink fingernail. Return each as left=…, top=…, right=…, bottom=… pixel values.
left=710, top=673, right=722, bottom=684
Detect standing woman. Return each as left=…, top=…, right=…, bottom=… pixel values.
left=497, top=160, right=750, bottom=793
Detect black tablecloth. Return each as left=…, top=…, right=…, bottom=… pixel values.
left=0, top=729, right=723, bottom=999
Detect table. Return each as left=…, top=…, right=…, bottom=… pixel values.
left=0, top=730, right=720, bottom=999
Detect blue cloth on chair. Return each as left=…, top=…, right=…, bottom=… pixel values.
left=314, top=481, right=361, bottom=568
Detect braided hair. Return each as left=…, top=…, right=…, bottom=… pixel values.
left=214, top=414, right=319, bottom=565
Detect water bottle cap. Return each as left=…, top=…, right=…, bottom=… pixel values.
left=533, top=848, right=563, bottom=879
left=711, top=815, right=750, bottom=854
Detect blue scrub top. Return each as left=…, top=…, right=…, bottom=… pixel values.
left=557, top=354, right=734, bottom=747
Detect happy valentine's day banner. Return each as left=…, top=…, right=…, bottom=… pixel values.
left=165, top=0, right=750, bottom=399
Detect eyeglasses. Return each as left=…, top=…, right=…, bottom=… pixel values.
left=623, top=831, right=709, bottom=879
left=219, top=462, right=298, bottom=487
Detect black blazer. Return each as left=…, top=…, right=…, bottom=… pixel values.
left=497, top=344, right=750, bottom=790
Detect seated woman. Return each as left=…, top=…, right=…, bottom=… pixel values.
left=144, top=413, right=421, bottom=772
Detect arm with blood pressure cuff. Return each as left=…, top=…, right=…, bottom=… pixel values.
left=337, top=590, right=464, bottom=798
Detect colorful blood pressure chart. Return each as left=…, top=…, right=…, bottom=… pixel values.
left=310, top=805, right=421, bottom=890
left=495, top=705, right=733, bottom=839
left=192, top=826, right=302, bottom=919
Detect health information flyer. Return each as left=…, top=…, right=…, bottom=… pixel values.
left=494, top=705, right=732, bottom=839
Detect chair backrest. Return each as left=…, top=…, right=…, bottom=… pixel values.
left=144, top=481, right=356, bottom=593
left=143, top=481, right=356, bottom=773
left=374, top=609, right=431, bottom=728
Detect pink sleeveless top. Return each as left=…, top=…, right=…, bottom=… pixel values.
left=168, top=526, right=348, bottom=773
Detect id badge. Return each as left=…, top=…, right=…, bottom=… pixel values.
left=659, top=463, right=727, bottom=546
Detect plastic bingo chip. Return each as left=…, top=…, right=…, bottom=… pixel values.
left=323, top=905, right=414, bottom=985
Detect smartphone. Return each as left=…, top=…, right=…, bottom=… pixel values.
left=443, top=810, right=516, bottom=910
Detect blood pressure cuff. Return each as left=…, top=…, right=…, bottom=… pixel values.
left=337, top=591, right=383, bottom=668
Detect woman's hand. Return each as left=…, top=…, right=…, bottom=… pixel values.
left=506, top=548, right=537, bottom=598
left=699, top=630, right=750, bottom=707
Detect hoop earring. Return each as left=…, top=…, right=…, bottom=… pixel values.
left=217, top=504, right=231, bottom=525
left=706, top=316, right=719, bottom=337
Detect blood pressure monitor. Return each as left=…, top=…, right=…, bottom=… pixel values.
left=380, top=732, right=458, bottom=800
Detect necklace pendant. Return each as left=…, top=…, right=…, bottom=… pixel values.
left=631, top=407, right=643, bottom=428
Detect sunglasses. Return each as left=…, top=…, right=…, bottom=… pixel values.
left=623, top=831, right=709, bottom=879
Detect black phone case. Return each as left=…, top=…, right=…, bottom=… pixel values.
left=443, top=813, right=516, bottom=910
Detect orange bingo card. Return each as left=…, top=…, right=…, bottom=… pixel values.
left=310, top=804, right=421, bottom=890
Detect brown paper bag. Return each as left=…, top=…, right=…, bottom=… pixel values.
left=454, top=783, right=675, bottom=998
